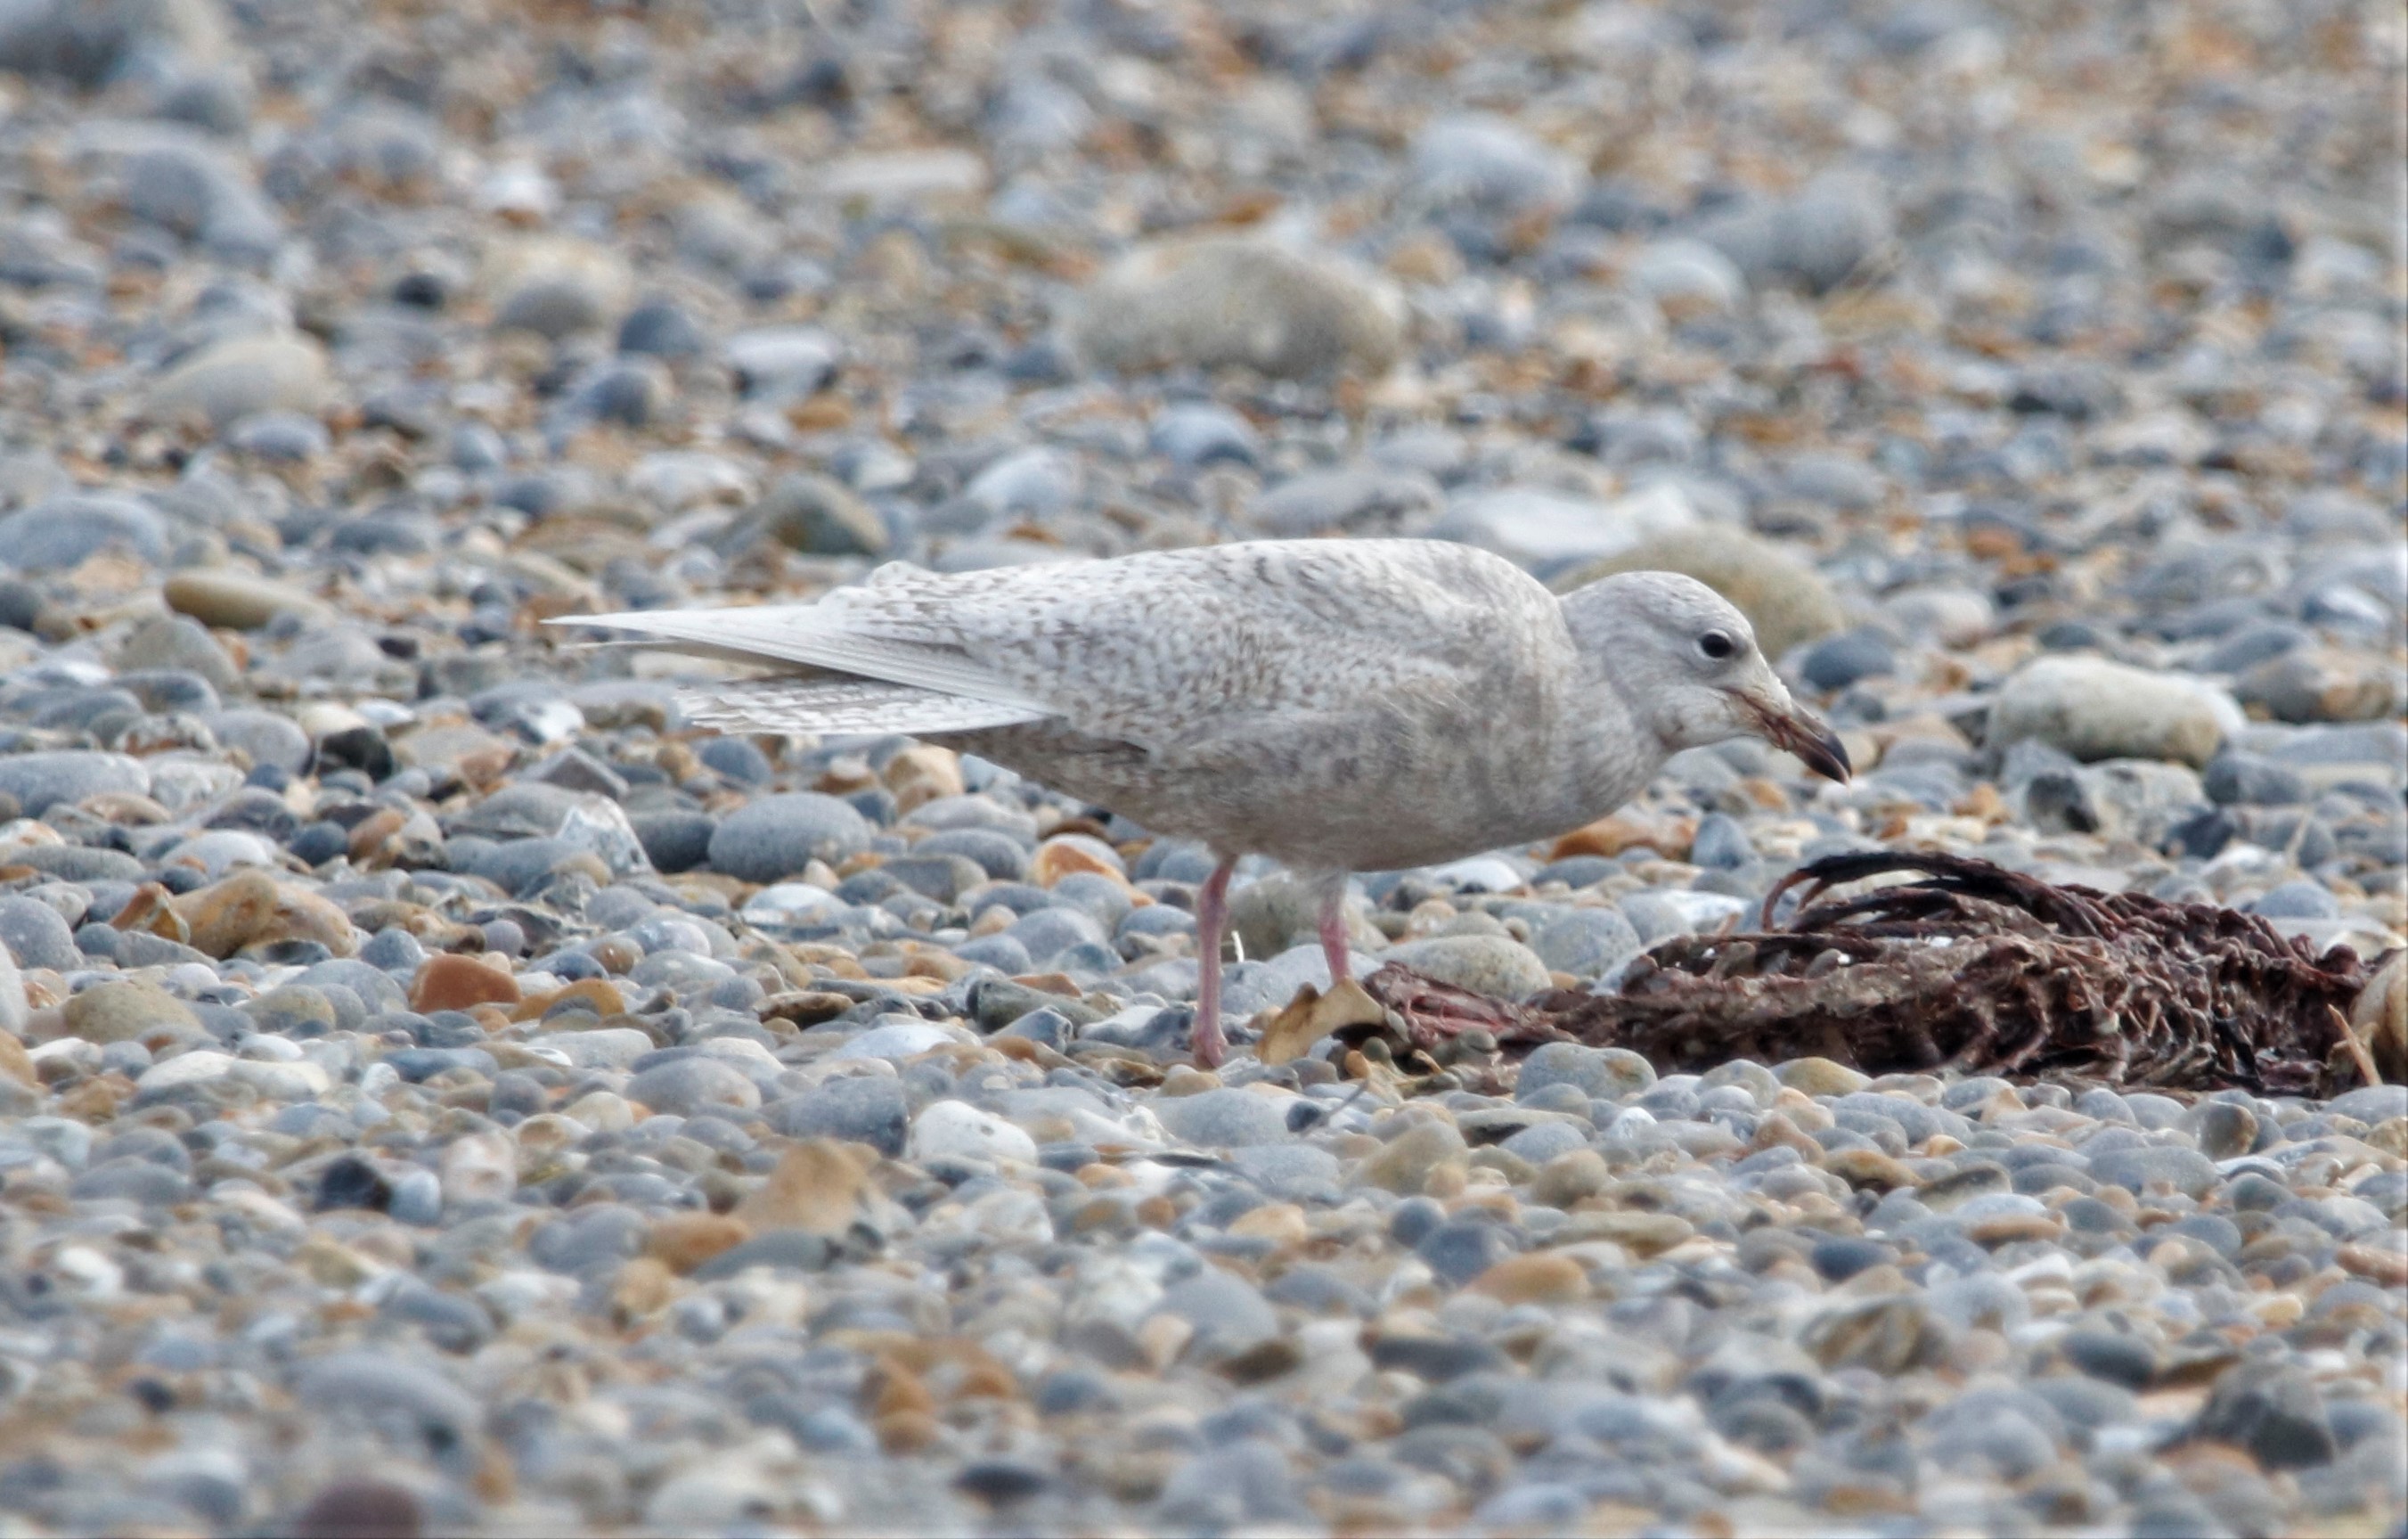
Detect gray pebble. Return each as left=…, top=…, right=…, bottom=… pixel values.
left=763, top=1076, right=910, bottom=1156
left=1518, top=1043, right=1655, bottom=1101
left=706, top=793, right=870, bottom=882
left=1154, top=1088, right=1294, bottom=1148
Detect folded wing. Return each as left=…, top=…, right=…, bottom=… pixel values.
left=561, top=540, right=1562, bottom=752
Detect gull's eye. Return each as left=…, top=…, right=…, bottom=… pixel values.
left=1698, top=630, right=1737, bottom=661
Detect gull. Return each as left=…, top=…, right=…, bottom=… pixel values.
left=558, top=538, right=1849, bottom=1066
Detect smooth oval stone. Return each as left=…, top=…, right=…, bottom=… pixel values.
left=706, top=794, right=870, bottom=882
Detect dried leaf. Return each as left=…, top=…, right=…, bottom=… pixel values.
left=2350, top=950, right=2405, bottom=1083
left=1255, top=977, right=1385, bottom=1065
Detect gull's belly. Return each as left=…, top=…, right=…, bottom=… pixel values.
left=949, top=711, right=1615, bottom=872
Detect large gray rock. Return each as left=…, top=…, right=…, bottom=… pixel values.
left=203, top=709, right=309, bottom=772
left=1696, top=172, right=1893, bottom=293
left=1408, top=113, right=1580, bottom=214
left=484, top=235, right=633, bottom=339
left=114, top=130, right=281, bottom=255
left=1562, top=525, right=1844, bottom=660
left=113, top=612, right=239, bottom=692
left=1068, top=238, right=1403, bottom=380
left=1527, top=907, right=1644, bottom=979
left=2022, top=759, right=2208, bottom=844
left=0, top=493, right=167, bottom=570
left=0, top=0, right=223, bottom=87
left=0, top=750, right=150, bottom=815
left=0, top=894, right=79, bottom=970
left=146, top=332, right=331, bottom=427
left=1154, top=1088, right=1294, bottom=1148
left=163, top=568, right=333, bottom=629
left=722, top=327, right=840, bottom=400
left=706, top=793, right=871, bottom=882
left=289, top=1352, right=479, bottom=1476
left=1988, top=656, right=2240, bottom=768
left=753, top=471, right=888, bottom=557
left=1252, top=468, right=1443, bottom=539
left=1380, top=935, right=1553, bottom=998
left=1433, top=482, right=1698, bottom=571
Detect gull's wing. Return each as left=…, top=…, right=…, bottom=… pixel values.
left=562, top=539, right=1566, bottom=751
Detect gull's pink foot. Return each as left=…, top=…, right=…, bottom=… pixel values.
left=1190, top=855, right=1238, bottom=1068
left=1317, top=883, right=1353, bottom=992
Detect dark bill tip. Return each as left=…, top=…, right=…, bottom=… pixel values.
left=1743, top=694, right=1853, bottom=783
left=1788, top=718, right=1853, bottom=783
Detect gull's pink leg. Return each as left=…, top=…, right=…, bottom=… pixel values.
left=1317, top=882, right=1353, bottom=991
left=1191, top=856, right=1237, bottom=1068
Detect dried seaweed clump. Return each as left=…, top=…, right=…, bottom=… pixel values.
left=1543, top=851, right=2388, bottom=1096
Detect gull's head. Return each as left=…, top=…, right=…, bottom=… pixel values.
left=1563, top=570, right=1851, bottom=782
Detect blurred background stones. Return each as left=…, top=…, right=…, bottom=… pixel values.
left=0, top=0, right=2401, bottom=1532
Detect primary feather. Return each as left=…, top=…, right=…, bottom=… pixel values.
left=559, top=602, right=1057, bottom=716
left=674, top=675, right=1052, bottom=736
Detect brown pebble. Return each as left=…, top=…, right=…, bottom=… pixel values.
left=2337, top=1242, right=2408, bottom=1288
left=873, top=1359, right=937, bottom=1419
left=1216, top=1337, right=1304, bottom=1384
left=902, top=950, right=968, bottom=982
left=734, top=1139, right=870, bottom=1236
left=1548, top=812, right=1694, bottom=860
left=1423, top=1160, right=1469, bottom=1199
left=1009, top=972, right=1084, bottom=998
left=291, top=1478, right=422, bottom=1539
left=1030, top=836, right=1124, bottom=888
left=61, top=981, right=201, bottom=1047
left=347, top=807, right=405, bottom=864
left=1468, top=1252, right=1590, bottom=1305
left=1560, top=1209, right=1694, bottom=1256
left=1068, top=1196, right=1133, bottom=1236
left=955, top=1355, right=1020, bottom=1400
left=410, top=954, right=520, bottom=1013
left=1751, top=1112, right=1823, bottom=1158
left=172, top=869, right=358, bottom=959
left=1227, top=1202, right=1308, bottom=1245
left=510, top=977, right=625, bottom=1021
left=172, top=869, right=286, bottom=957
left=588, top=937, right=642, bottom=974
left=1820, top=1147, right=1920, bottom=1191
left=609, top=1257, right=680, bottom=1322
left=110, top=882, right=191, bottom=944
left=1964, top=1212, right=2064, bottom=1247
left=645, top=1212, right=753, bottom=1274
left=1157, top=1065, right=1219, bottom=1097
left=758, top=989, right=855, bottom=1026
left=880, top=744, right=963, bottom=810
left=875, top=1408, right=941, bottom=1453
left=1350, top=1120, right=1468, bottom=1195
left=0, top=1032, right=34, bottom=1089
left=54, top=1076, right=128, bottom=1122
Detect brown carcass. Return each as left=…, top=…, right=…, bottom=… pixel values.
left=1344, top=852, right=2392, bottom=1097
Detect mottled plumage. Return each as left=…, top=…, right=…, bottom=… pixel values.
left=560, top=538, right=1849, bottom=1065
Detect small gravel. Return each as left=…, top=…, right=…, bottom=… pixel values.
left=0, top=0, right=2401, bottom=1533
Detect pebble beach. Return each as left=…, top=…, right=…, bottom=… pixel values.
left=0, top=0, right=2404, bottom=1533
